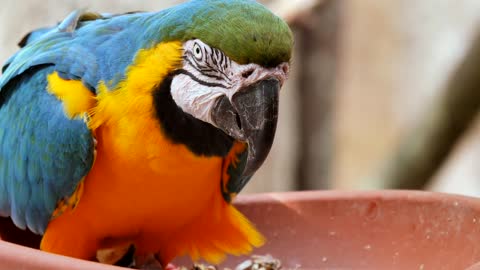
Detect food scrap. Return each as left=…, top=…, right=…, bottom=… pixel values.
left=179, top=255, right=282, bottom=270
left=234, top=254, right=282, bottom=270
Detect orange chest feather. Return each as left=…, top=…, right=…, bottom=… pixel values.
left=81, top=40, right=223, bottom=231
left=84, top=114, right=223, bottom=230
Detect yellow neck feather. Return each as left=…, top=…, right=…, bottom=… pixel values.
left=89, top=41, right=183, bottom=129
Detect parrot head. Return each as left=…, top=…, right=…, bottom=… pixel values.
left=172, top=39, right=289, bottom=177
left=149, top=0, right=293, bottom=187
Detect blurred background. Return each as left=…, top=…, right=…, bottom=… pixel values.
left=1, top=0, right=479, bottom=196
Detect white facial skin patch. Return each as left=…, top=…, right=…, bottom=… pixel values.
left=170, top=39, right=289, bottom=127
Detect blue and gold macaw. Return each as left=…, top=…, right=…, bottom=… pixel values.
left=0, top=0, right=292, bottom=266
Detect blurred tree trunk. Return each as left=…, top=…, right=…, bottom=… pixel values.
left=296, top=0, right=341, bottom=190
left=372, top=29, right=480, bottom=189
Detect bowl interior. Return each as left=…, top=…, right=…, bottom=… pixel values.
left=224, top=191, right=480, bottom=270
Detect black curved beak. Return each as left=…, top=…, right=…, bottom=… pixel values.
left=212, top=78, right=280, bottom=178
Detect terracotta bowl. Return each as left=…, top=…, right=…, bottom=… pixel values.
left=1, top=190, right=480, bottom=269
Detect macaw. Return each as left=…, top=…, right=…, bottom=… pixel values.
left=0, top=0, right=292, bottom=267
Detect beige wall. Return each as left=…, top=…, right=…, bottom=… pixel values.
left=333, top=0, right=480, bottom=195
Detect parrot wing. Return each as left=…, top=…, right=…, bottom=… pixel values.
left=0, top=66, right=95, bottom=235
left=0, top=10, right=155, bottom=235
left=0, top=11, right=103, bottom=235
left=0, top=10, right=102, bottom=91
left=1, top=10, right=149, bottom=92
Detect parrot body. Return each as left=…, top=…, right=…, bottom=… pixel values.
left=0, top=0, right=292, bottom=266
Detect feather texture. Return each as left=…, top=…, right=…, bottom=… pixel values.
left=0, top=66, right=94, bottom=234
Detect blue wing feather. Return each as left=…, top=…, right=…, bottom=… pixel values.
left=0, top=11, right=148, bottom=92
left=0, top=66, right=94, bottom=234
left=0, top=10, right=153, bottom=235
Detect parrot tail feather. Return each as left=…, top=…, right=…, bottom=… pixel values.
left=159, top=196, right=264, bottom=265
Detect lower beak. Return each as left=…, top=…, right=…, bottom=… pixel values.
left=212, top=78, right=280, bottom=177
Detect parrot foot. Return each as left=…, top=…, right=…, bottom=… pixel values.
left=97, top=243, right=135, bottom=267
left=93, top=136, right=98, bottom=156
left=97, top=245, right=173, bottom=269
left=132, top=253, right=165, bottom=270
left=164, top=263, right=181, bottom=270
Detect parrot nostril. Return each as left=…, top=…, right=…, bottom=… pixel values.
left=235, top=113, right=242, bottom=130
left=242, top=69, right=254, bottom=79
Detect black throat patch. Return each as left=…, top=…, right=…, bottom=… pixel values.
left=152, top=73, right=234, bottom=157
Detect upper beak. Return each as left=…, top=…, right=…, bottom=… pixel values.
left=212, top=78, right=280, bottom=178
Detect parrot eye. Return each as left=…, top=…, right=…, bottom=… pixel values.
left=193, top=43, right=203, bottom=60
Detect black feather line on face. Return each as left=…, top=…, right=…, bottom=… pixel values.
left=183, top=57, right=225, bottom=81
left=185, top=45, right=232, bottom=83
left=176, top=69, right=229, bottom=89
left=152, top=73, right=234, bottom=157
